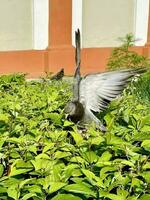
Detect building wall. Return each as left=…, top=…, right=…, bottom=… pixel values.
left=82, top=0, right=135, bottom=47
left=0, top=0, right=33, bottom=51
left=0, top=0, right=149, bottom=77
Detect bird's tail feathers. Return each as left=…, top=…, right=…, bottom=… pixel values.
left=73, top=29, right=81, bottom=101
left=75, top=29, right=81, bottom=69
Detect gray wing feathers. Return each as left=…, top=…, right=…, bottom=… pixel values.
left=79, top=69, right=143, bottom=113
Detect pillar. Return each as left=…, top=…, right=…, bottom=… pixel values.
left=45, top=0, right=75, bottom=75
left=143, top=1, right=150, bottom=56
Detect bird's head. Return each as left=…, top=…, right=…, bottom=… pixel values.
left=64, top=101, right=76, bottom=116
left=64, top=100, right=84, bottom=123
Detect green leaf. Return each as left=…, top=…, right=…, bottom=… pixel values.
left=0, top=186, right=7, bottom=193
left=51, top=194, right=82, bottom=200
left=141, top=125, right=150, bottom=132
left=71, top=177, right=85, bottom=184
left=15, top=160, right=33, bottom=169
left=70, top=156, right=87, bottom=165
left=54, top=151, right=71, bottom=159
left=0, top=177, right=20, bottom=187
left=7, top=185, right=19, bottom=200
left=120, top=160, right=134, bottom=167
left=48, top=113, right=62, bottom=125
left=140, top=115, right=150, bottom=129
left=143, top=162, right=150, bottom=170
left=42, top=163, right=65, bottom=187
left=107, top=135, right=128, bottom=146
left=0, top=114, right=9, bottom=123
left=100, top=166, right=117, bottom=181
left=42, top=143, right=55, bottom=153
left=100, top=190, right=126, bottom=200
left=9, top=167, right=32, bottom=176
left=24, top=185, right=42, bottom=194
left=62, top=164, right=79, bottom=181
left=19, top=178, right=36, bottom=189
left=81, top=169, right=98, bottom=180
left=63, top=120, right=74, bottom=127
left=141, top=140, right=150, bottom=151
left=82, top=151, right=98, bottom=163
left=70, top=131, right=84, bottom=146
left=81, top=169, right=103, bottom=187
left=96, top=151, right=112, bottom=167
left=89, top=136, right=105, bottom=145
left=0, top=164, right=4, bottom=177
left=113, top=171, right=130, bottom=186
left=140, top=172, right=150, bottom=183
left=113, top=159, right=134, bottom=167
left=140, top=194, right=150, bottom=200
left=127, top=196, right=137, bottom=200
left=71, top=169, right=82, bottom=177
left=0, top=139, right=5, bottom=149
left=31, top=159, right=50, bottom=171
left=28, top=145, right=37, bottom=154
left=7, top=137, right=22, bottom=144
left=63, top=183, right=96, bottom=197
left=21, top=193, right=37, bottom=200
left=49, top=182, right=67, bottom=194
left=117, top=189, right=129, bottom=198
left=35, top=153, right=50, bottom=160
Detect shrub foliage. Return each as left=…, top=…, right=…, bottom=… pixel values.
left=0, top=74, right=149, bottom=200
left=107, top=33, right=150, bottom=70
left=133, top=72, right=150, bottom=104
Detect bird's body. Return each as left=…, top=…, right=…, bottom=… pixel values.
left=64, top=29, right=146, bottom=132
left=51, top=68, right=64, bottom=80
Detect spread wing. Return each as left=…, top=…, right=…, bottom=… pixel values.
left=79, top=68, right=145, bottom=112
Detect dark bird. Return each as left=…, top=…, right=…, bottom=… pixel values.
left=51, top=68, right=64, bottom=80
left=64, top=29, right=146, bottom=132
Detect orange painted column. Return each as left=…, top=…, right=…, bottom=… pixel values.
left=45, top=0, right=75, bottom=75
left=49, top=0, right=72, bottom=47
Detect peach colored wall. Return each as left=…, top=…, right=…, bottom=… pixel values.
left=0, top=50, right=46, bottom=78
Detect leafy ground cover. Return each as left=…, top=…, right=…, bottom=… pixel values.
left=0, top=74, right=150, bottom=200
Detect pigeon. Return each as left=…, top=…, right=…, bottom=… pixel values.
left=51, top=68, right=64, bottom=80
left=64, top=29, right=146, bottom=132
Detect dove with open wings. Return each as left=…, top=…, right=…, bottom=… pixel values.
left=64, top=29, right=146, bottom=132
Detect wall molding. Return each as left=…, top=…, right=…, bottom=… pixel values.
left=72, top=0, right=83, bottom=47
left=33, top=0, right=49, bottom=49
left=134, top=0, right=149, bottom=46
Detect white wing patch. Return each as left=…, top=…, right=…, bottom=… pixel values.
left=79, top=69, right=138, bottom=113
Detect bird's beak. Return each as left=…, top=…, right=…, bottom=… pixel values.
left=65, top=113, right=69, bottom=119
left=65, top=113, right=68, bottom=118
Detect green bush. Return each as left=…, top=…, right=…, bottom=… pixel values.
left=0, top=74, right=149, bottom=200
left=107, top=33, right=150, bottom=70
left=133, top=71, right=150, bottom=104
